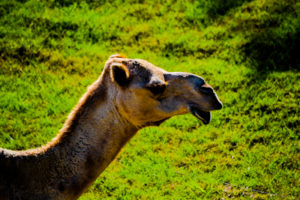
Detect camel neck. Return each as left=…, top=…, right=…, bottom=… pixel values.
left=0, top=72, right=138, bottom=200
left=3, top=76, right=138, bottom=199
left=45, top=78, right=138, bottom=198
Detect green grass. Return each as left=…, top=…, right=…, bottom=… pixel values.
left=0, top=0, right=299, bottom=199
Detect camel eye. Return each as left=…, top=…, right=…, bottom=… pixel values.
left=147, top=84, right=166, bottom=95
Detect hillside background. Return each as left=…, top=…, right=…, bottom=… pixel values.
left=0, top=0, right=299, bottom=199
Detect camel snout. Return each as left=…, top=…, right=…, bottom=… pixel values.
left=213, top=99, right=223, bottom=110
left=209, top=93, right=223, bottom=111
left=194, top=79, right=223, bottom=111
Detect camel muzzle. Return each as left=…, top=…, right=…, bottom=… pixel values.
left=164, top=72, right=222, bottom=124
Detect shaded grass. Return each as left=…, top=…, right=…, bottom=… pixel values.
left=0, top=0, right=299, bottom=199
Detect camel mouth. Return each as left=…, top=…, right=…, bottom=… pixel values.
left=190, top=107, right=211, bottom=125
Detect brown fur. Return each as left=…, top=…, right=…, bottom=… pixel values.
left=0, top=55, right=222, bottom=200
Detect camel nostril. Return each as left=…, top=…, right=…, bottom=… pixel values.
left=216, top=101, right=223, bottom=110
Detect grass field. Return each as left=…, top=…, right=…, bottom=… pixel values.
left=0, top=0, right=299, bottom=199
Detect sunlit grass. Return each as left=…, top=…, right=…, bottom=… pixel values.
left=0, top=0, right=299, bottom=199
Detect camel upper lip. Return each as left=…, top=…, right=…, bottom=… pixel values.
left=189, top=106, right=211, bottom=125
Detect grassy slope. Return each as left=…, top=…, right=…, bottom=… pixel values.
left=0, top=0, right=299, bottom=199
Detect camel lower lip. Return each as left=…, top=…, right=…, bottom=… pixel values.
left=190, top=107, right=211, bottom=124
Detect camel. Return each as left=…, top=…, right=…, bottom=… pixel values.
left=0, top=55, right=222, bottom=200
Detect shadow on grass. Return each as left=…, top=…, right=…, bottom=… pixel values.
left=243, top=28, right=300, bottom=73
left=204, top=0, right=252, bottom=17
left=241, top=1, right=299, bottom=74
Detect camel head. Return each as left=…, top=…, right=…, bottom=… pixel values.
left=106, top=54, right=222, bottom=128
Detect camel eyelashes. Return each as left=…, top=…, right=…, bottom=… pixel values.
left=146, top=84, right=166, bottom=95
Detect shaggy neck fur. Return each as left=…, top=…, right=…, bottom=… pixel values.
left=0, top=68, right=138, bottom=200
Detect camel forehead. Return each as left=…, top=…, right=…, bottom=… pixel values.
left=132, top=59, right=159, bottom=70
left=128, top=59, right=166, bottom=77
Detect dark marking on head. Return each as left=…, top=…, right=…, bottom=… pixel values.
left=128, top=60, right=152, bottom=84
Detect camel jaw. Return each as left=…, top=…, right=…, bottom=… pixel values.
left=146, top=117, right=170, bottom=127
left=190, top=107, right=211, bottom=125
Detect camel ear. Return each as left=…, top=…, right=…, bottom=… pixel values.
left=110, top=63, right=130, bottom=87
